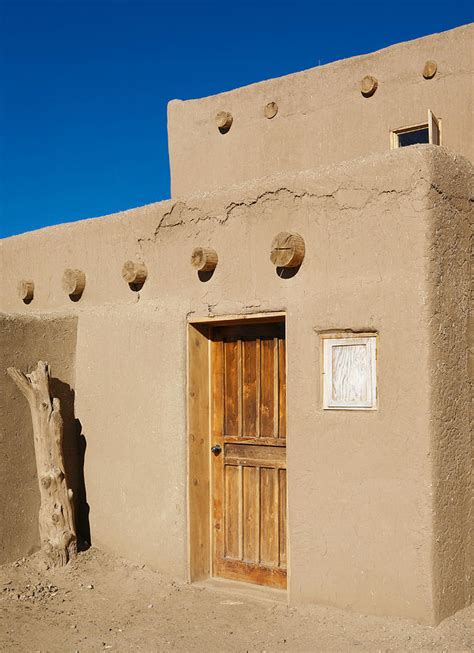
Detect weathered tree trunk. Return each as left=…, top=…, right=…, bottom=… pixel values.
left=7, top=361, right=77, bottom=567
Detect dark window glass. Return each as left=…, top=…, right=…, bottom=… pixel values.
left=397, top=127, right=429, bottom=147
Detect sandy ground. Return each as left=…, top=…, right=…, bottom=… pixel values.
left=0, top=548, right=473, bottom=652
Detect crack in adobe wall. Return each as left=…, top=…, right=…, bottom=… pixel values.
left=137, top=176, right=433, bottom=253
left=2, top=152, right=466, bottom=316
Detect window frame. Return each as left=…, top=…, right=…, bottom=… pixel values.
left=321, top=334, right=378, bottom=411
left=390, top=109, right=441, bottom=149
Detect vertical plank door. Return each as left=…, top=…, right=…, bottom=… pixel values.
left=211, top=322, right=287, bottom=589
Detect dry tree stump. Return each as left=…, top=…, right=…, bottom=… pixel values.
left=7, top=361, right=77, bottom=567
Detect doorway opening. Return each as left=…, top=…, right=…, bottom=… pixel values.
left=188, top=315, right=287, bottom=590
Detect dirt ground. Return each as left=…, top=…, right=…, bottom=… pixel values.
left=1, top=548, right=473, bottom=652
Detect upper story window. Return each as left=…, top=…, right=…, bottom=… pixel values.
left=391, top=110, right=441, bottom=149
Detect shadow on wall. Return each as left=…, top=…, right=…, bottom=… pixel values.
left=50, top=379, right=91, bottom=550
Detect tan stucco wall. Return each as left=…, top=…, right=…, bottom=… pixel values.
left=0, top=147, right=471, bottom=623
left=427, top=152, right=473, bottom=621
left=0, top=314, right=78, bottom=564
left=74, top=306, right=188, bottom=574
left=168, top=24, right=473, bottom=197
left=470, top=203, right=474, bottom=611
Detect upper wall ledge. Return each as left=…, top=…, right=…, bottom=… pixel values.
left=167, top=24, right=473, bottom=195
left=1, top=145, right=471, bottom=245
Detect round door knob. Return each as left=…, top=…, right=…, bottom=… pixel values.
left=211, top=444, right=222, bottom=456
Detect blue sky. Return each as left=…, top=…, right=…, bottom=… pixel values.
left=0, top=1, right=472, bottom=238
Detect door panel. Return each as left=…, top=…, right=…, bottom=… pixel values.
left=211, top=322, right=287, bottom=589
left=225, top=443, right=286, bottom=468
left=242, top=339, right=259, bottom=437
left=279, top=468, right=287, bottom=568
left=224, top=340, right=240, bottom=436
left=242, top=466, right=259, bottom=562
left=260, top=338, right=277, bottom=437
left=278, top=340, right=287, bottom=439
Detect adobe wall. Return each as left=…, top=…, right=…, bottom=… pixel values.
left=168, top=24, right=473, bottom=197
left=0, top=146, right=471, bottom=624
left=427, top=152, right=473, bottom=620
left=0, top=313, right=78, bottom=564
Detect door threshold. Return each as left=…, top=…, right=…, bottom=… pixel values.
left=195, top=576, right=287, bottom=604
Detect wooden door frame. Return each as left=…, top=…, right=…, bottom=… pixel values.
left=187, top=312, right=287, bottom=585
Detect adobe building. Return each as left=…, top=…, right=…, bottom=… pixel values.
left=0, top=24, right=472, bottom=625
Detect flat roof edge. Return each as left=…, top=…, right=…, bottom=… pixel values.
left=168, top=23, right=473, bottom=106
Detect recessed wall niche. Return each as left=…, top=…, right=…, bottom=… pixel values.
left=322, top=334, right=377, bottom=410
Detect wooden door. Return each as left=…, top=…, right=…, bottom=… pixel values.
left=211, top=322, right=287, bottom=589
